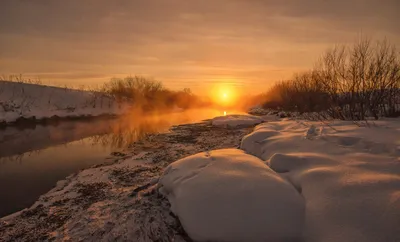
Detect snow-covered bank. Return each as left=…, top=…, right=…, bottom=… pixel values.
left=211, top=114, right=264, bottom=127
left=1, top=115, right=399, bottom=242
left=240, top=119, right=400, bottom=242
left=0, top=81, right=129, bottom=123
left=159, top=149, right=304, bottom=242
left=0, top=121, right=253, bottom=241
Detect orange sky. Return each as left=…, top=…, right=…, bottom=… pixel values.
left=1, top=0, right=399, bottom=94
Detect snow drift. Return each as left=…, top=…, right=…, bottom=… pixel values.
left=158, top=149, right=305, bottom=242
left=241, top=120, right=400, bottom=242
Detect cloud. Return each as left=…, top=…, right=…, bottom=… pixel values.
left=0, top=0, right=399, bottom=93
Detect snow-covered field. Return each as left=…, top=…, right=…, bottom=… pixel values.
left=0, top=81, right=128, bottom=123
left=1, top=114, right=399, bottom=242
left=159, top=116, right=400, bottom=242
left=243, top=119, right=400, bottom=242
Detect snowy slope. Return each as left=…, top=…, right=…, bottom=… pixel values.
left=241, top=119, right=400, bottom=242
left=159, top=149, right=305, bottom=242
left=1, top=116, right=399, bottom=242
left=0, top=81, right=128, bottom=123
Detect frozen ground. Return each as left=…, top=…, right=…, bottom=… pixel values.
left=0, top=81, right=128, bottom=123
left=0, top=121, right=253, bottom=241
left=211, top=114, right=264, bottom=127
left=1, top=116, right=399, bottom=242
left=241, top=119, right=400, bottom=242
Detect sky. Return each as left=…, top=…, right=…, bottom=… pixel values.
left=0, top=0, right=399, bottom=94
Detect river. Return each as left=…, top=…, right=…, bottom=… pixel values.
left=0, top=109, right=229, bottom=217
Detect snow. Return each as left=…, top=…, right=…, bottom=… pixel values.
left=158, top=149, right=305, bottom=242
left=1, top=116, right=400, bottom=242
left=0, top=81, right=129, bottom=123
left=0, top=120, right=252, bottom=241
left=241, top=119, right=400, bottom=160
left=247, top=106, right=270, bottom=115
left=305, top=124, right=319, bottom=139
left=211, top=114, right=264, bottom=127
left=241, top=119, right=400, bottom=242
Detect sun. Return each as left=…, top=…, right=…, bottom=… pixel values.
left=210, top=84, right=237, bottom=106
left=219, top=90, right=231, bottom=103
left=209, top=81, right=239, bottom=107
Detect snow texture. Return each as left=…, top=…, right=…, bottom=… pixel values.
left=158, top=149, right=305, bottom=242
left=0, top=121, right=253, bottom=242
left=211, top=114, right=264, bottom=127
left=241, top=119, right=400, bottom=242
left=247, top=106, right=270, bottom=116
left=2, top=117, right=400, bottom=242
left=0, top=81, right=128, bottom=123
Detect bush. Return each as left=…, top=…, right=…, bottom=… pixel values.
left=102, top=76, right=164, bottom=100
left=101, top=76, right=206, bottom=111
left=263, top=38, right=400, bottom=120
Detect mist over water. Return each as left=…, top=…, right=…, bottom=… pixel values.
left=0, top=108, right=242, bottom=217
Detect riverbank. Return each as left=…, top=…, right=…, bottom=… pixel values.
left=0, top=109, right=233, bottom=218
left=0, top=81, right=130, bottom=125
left=0, top=120, right=253, bottom=241
left=1, top=115, right=399, bottom=242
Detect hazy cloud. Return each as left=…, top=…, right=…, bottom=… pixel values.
left=0, top=0, right=399, bottom=93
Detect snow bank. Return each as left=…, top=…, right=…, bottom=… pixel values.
left=158, top=149, right=305, bottom=242
left=0, top=81, right=129, bottom=123
left=241, top=120, right=400, bottom=160
left=241, top=120, right=400, bottom=242
left=211, top=114, right=264, bottom=127
left=0, top=121, right=253, bottom=241
left=247, top=106, right=270, bottom=115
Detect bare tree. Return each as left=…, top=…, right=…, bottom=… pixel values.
left=262, top=38, right=400, bottom=120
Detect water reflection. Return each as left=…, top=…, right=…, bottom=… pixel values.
left=0, top=108, right=232, bottom=217
left=0, top=109, right=228, bottom=159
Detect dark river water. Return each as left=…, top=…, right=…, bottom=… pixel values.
left=0, top=109, right=227, bottom=217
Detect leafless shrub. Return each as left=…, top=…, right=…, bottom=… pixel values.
left=0, top=74, right=42, bottom=85
left=101, top=76, right=204, bottom=111
left=263, top=38, right=400, bottom=120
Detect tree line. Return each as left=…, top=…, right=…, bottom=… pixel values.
left=263, top=38, right=400, bottom=120
left=101, top=76, right=210, bottom=111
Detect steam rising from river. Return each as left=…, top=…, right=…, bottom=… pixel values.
left=0, top=108, right=245, bottom=160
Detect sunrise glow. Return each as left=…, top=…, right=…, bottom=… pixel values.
left=210, top=84, right=238, bottom=106
left=1, top=2, right=399, bottom=241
